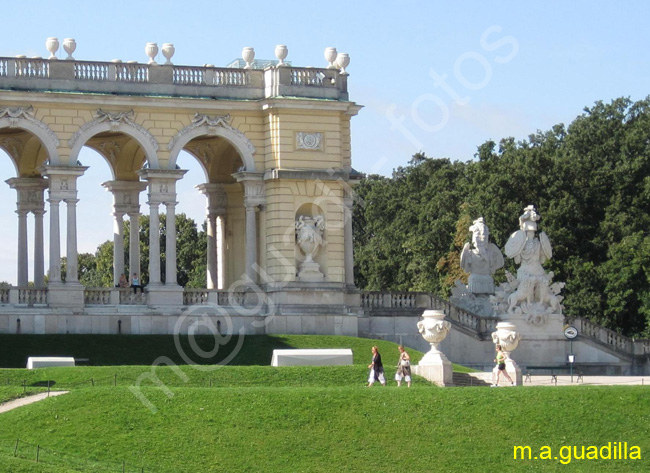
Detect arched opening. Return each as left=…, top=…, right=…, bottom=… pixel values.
left=0, top=127, right=50, bottom=287
left=74, top=130, right=150, bottom=289
left=177, top=134, right=247, bottom=289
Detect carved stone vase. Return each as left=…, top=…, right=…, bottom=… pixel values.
left=242, top=47, right=255, bottom=69
left=491, top=321, right=523, bottom=385
left=145, top=42, right=159, bottom=64
left=324, top=47, right=338, bottom=68
left=161, top=43, right=175, bottom=64
left=63, top=38, right=76, bottom=60
left=414, top=309, right=453, bottom=385
left=46, top=37, right=59, bottom=60
left=417, top=310, right=451, bottom=356
left=491, top=321, right=521, bottom=354
left=295, top=215, right=325, bottom=282
left=275, top=45, right=288, bottom=66
left=336, top=53, right=350, bottom=74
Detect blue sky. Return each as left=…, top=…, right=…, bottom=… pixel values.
left=0, top=0, right=649, bottom=284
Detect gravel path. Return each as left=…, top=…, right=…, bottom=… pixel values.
left=0, top=391, right=69, bottom=414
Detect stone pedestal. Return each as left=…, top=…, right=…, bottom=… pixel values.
left=146, top=285, right=183, bottom=308
left=297, top=260, right=325, bottom=282
left=47, top=283, right=84, bottom=308
left=414, top=353, right=453, bottom=386
left=414, top=309, right=453, bottom=386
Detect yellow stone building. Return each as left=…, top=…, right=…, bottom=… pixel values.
left=0, top=43, right=361, bottom=334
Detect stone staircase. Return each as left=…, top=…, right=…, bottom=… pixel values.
left=451, top=372, right=492, bottom=387
left=360, top=291, right=650, bottom=363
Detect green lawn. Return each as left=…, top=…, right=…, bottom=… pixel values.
left=0, top=384, right=648, bottom=472
left=0, top=334, right=430, bottom=368
left=0, top=335, right=647, bottom=472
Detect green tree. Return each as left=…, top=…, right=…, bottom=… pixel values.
left=353, top=97, right=650, bottom=337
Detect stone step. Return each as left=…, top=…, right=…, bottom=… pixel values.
left=451, top=372, right=492, bottom=387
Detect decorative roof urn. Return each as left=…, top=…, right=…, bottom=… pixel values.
left=324, top=47, right=338, bottom=69
left=275, top=44, right=288, bottom=66
left=242, top=47, right=255, bottom=69
left=63, top=38, right=76, bottom=60
left=145, top=42, right=159, bottom=64
left=161, top=43, right=175, bottom=65
left=46, top=37, right=59, bottom=60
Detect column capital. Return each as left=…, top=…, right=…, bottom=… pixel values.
left=102, top=179, right=148, bottom=215
left=196, top=182, right=228, bottom=216
left=138, top=168, right=187, bottom=205
left=234, top=172, right=266, bottom=208
left=6, top=177, right=49, bottom=213
left=40, top=164, right=88, bottom=201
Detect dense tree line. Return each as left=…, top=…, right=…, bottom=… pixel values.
left=353, top=97, right=650, bottom=338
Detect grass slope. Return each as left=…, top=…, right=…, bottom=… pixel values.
left=1, top=335, right=646, bottom=472
left=0, top=334, right=429, bottom=368
left=0, top=385, right=648, bottom=472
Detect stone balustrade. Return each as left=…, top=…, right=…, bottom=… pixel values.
left=182, top=289, right=247, bottom=307
left=0, top=287, right=9, bottom=304
left=568, top=317, right=650, bottom=357
left=0, top=57, right=348, bottom=101
left=84, top=288, right=112, bottom=305
left=17, top=287, right=47, bottom=306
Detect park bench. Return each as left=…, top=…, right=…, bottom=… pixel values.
left=524, top=365, right=583, bottom=384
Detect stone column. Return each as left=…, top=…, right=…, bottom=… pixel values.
left=244, top=203, right=258, bottom=284
left=196, top=183, right=228, bottom=289
left=128, top=212, right=141, bottom=278
left=217, top=215, right=226, bottom=289
left=165, top=202, right=178, bottom=286
left=40, top=165, right=87, bottom=307
left=48, top=198, right=62, bottom=283
left=102, top=180, right=148, bottom=283
left=233, top=173, right=265, bottom=286
left=16, top=209, right=29, bottom=287
left=6, top=177, right=49, bottom=287
left=206, top=214, right=218, bottom=289
left=33, top=209, right=45, bottom=287
left=112, top=211, right=125, bottom=286
left=65, top=198, right=80, bottom=283
left=343, top=192, right=355, bottom=288
left=148, top=200, right=161, bottom=285
left=138, top=169, right=187, bottom=306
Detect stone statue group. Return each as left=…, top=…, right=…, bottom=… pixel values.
left=451, top=205, right=564, bottom=325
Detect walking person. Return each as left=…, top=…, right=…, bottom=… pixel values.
left=491, top=344, right=514, bottom=387
left=367, top=346, right=386, bottom=387
left=395, top=345, right=412, bottom=387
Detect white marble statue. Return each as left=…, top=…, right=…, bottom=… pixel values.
left=451, top=217, right=504, bottom=316
left=295, top=215, right=326, bottom=281
left=460, top=217, right=504, bottom=294
left=492, top=205, right=564, bottom=323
